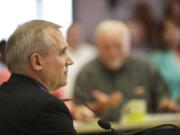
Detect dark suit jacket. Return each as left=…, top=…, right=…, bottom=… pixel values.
left=0, top=74, right=76, bottom=135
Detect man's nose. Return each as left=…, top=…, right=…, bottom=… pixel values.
left=66, top=54, right=74, bottom=66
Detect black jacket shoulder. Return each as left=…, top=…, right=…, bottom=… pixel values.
left=0, top=74, right=76, bottom=135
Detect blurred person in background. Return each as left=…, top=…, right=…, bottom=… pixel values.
left=0, top=39, right=10, bottom=85
left=65, top=22, right=96, bottom=97
left=126, top=20, right=151, bottom=55
left=73, top=20, right=180, bottom=122
left=165, top=0, right=180, bottom=25
left=133, top=1, right=166, bottom=51
left=151, top=20, right=180, bottom=104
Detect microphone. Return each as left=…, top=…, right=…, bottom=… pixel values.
left=97, top=119, right=111, bottom=130
left=97, top=119, right=180, bottom=135
left=62, top=98, right=117, bottom=132
left=62, top=98, right=180, bottom=135
left=97, top=119, right=119, bottom=134
left=61, top=98, right=98, bottom=116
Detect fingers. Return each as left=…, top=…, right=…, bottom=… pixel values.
left=167, top=101, right=180, bottom=112
left=109, top=91, right=123, bottom=107
left=91, top=90, right=108, bottom=103
left=91, top=90, right=123, bottom=108
left=159, top=99, right=180, bottom=113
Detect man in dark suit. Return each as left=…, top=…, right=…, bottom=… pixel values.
left=0, top=20, right=76, bottom=135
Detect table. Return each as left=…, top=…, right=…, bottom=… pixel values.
left=74, top=114, right=180, bottom=134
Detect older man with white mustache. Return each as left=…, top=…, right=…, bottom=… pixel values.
left=72, top=20, right=180, bottom=122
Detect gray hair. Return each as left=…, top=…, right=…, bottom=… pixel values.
left=6, top=20, right=60, bottom=73
left=95, top=20, right=131, bottom=54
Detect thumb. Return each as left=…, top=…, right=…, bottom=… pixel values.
left=91, top=90, right=108, bottom=101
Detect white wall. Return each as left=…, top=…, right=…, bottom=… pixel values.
left=41, top=0, right=72, bottom=35
left=0, top=0, right=72, bottom=39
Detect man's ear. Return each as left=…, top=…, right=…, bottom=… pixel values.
left=29, top=53, right=43, bottom=71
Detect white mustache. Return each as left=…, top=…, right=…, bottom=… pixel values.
left=109, top=59, right=124, bottom=70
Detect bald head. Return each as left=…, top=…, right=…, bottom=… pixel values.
left=95, top=20, right=131, bottom=71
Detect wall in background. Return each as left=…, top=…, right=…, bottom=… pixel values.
left=0, top=0, right=72, bottom=40
left=74, top=0, right=110, bottom=43
left=74, top=0, right=166, bottom=44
